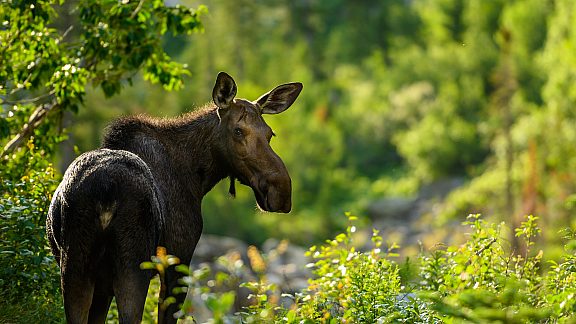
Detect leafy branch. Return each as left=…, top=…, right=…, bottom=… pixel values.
left=0, top=0, right=207, bottom=157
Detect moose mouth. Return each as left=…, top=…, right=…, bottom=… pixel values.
left=239, top=176, right=291, bottom=213
left=253, top=186, right=291, bottom=213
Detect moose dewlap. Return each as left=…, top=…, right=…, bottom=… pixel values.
left=46, top=72, right=302, bottom=324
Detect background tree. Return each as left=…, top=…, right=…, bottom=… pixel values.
left=0, top=0, right=206, bottom=157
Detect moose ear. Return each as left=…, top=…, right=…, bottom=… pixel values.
left=212, top=72, right=237, bottom=109
left=256, top=82, right=303, bottom=115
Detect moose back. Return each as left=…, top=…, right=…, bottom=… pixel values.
left=46, top=72, right=303, bottom=323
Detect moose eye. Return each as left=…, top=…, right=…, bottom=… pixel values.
left=233, top=127, right=243, bottom=137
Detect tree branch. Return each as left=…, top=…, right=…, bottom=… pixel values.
left=130, top=0, right=145, bottom=19
left=2, top=101, right=59, bottom=156
left=61, top=25, right=74, bottom=40
left=1, top=90, right=55, bottom=105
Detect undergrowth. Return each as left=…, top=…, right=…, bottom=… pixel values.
left=148, top=213, right=576, bottom=323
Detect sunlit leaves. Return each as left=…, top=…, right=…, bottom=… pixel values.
left=0, top=0, right=206, bottom=153
left=77, top=0, right=205, bottom=95
left=0, top=141, right=62, bottom=320
left=297, top=213, right=411, bottom=322
left=229, top=213, right=576, bottom=322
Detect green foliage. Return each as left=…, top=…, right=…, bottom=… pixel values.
left=140, top=247, right=182, bottom=312
left=288, top=213, right=434, bottom=323
left=0, top=142, right=63, bottom=322
left=178, top=214, right=576, bottom=323
left=546, top=228, right=576, bottom=320
left=0, top=0, right=206, bottom=154
left=418, top=214, right=551, bottom=322
left=188, top=255, right=243, bottom=323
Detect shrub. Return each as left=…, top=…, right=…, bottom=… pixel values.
left=172, top=213, right=576, bottom=323
left=0, top=142, right=63, bottom=323
left=293, top=214, right=430, bottom=323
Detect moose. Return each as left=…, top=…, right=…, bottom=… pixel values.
left=46, top=72, right=303, bottom=323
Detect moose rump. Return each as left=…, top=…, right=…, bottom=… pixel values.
left=47, top=149, right=164, bottom=323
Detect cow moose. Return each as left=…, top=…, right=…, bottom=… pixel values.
left=46, top=72, right=303, bottom=323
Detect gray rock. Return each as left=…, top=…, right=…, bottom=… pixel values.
left=365, top=177, right=465, bottom=254
left=367, top=197, right=417, bottom=221
left=191, top=234, right=248, bottom=265
left=185, top=235, right=312, bottom=322
left=418, top=177, right=465, bottom=200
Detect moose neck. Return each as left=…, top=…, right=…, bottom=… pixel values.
left=165, top=107, right=230, bottom=198
left=102, top=105, right=231, bottom=203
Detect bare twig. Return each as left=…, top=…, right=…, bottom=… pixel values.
left=130, top=0, right=145, bottom=19
left=1, top=90, right=55, bottom=105
left=8, top=73, right=34, bottom=96
left=61, top=25, right=74, bottom=40
left=475, top=237, right=497, bottom=257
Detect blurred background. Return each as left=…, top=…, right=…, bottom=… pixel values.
left=58, top=0, right=575, bottom=255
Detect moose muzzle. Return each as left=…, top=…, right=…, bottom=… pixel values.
left=251, top=168, right=292, bottom=213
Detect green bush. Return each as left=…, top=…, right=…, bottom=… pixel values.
left=177, top=213, right=576, bottom=323
left=0, top=142, right=63, bottom=323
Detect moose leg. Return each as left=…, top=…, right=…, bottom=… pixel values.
left=112, top=235, right=153, bottom=323
left=113, top=270, right=150, bottom=324
left=112, top=205, right=157, bottom=323
left=61, top=270, right=95, bottom=324
left=60, top=233, right=98, bottom=324
left=87, top=292, right=113, bottom=324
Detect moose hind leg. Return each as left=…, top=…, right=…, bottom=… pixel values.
left=60, top=237, right=98, bottom=324
left=113, top=269, right=150, bottom=323
left=112, top=205, right=157, bottom=323
left=87, top=292, right=113, bottom=324
left=61, top=269, right=95, bottom=324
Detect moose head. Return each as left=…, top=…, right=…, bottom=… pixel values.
left=212, top=72, right=302, bottom=213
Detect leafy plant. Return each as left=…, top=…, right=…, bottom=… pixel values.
left=0, top=0, right=206, bottom=155
left=418, top=214, right=552, bottom=322
left=0, top=141, right=63, bottom=322
left=176, top=213, right=576, bottom=323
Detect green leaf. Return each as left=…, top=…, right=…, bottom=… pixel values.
left=140, top=261, right=156, bottom=270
